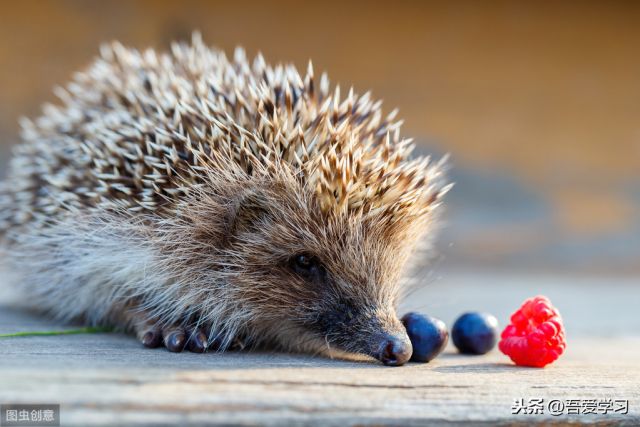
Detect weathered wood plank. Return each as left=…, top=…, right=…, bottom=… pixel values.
left=1, top=275, right=639, bottom=425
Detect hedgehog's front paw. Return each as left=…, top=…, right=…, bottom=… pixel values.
left=139, top=325, right=208, bottom=353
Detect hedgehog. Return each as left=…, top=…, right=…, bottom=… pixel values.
left=0, top=34, right=450, bottom=366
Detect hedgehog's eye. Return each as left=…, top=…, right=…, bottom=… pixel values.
left=294, top=254, right=312, bottom=269
left=290, top=253, right=324, bottom=281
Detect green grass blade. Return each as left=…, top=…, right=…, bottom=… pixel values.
left=0, top=326, right=113, bottom=338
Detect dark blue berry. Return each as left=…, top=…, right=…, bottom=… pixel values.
left=401, top=312, right=449, bottom=363
left=451, top=312, right=498, bottom=355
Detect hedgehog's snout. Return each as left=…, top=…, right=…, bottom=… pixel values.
left=310, top=299, right=413, bottom=365
left=375, top=332, right=413, bottom=366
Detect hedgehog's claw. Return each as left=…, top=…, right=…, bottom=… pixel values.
left=139, top=325, right=209, bottom=353
left=186, top=328, right=208, bottom=353
left=141, top=329, right=163, bottom=348
left=163, top=328, right=187, bottom=352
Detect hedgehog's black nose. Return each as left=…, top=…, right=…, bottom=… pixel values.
left=378, top=334, right=413, bottom=366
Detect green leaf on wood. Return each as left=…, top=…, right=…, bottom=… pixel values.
left=0, top=326, right=113, bottom=338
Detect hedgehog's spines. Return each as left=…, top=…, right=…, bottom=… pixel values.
left=1, top=35, right=448, bottom=235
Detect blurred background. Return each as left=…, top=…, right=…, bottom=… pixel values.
left=0, top=0, right=638, bottom=277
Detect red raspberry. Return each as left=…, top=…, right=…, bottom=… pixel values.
left=498, top=295, right=566, bottom=367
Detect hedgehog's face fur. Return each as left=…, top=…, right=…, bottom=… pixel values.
left=230, top=186, right=412, bottom=364
left=173, top=160, right=441, bottom=365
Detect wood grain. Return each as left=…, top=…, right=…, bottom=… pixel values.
left=1, top=274, right=638, bottom=425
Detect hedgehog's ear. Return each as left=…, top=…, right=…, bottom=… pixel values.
left=224, top=189, right=270, bottom=236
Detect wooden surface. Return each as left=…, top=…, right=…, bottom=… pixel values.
left=1, top=273, right=639, bottom=425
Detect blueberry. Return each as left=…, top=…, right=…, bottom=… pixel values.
left=401, top=312, right=449, bottom=363
left=451, top=312, right=498, bottom=355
